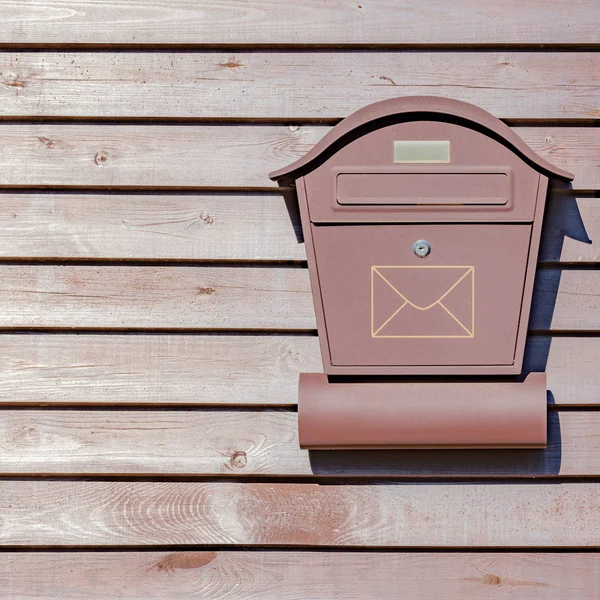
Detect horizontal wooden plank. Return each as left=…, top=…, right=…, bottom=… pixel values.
left=0, top=265, right=313, bottom=330
left=0, top=410, right=310, bottom=476
left=0, top=125, right=597, bottom=189
left=0, top=193, right=307, bottom=261
left=1, top=481, right=598, bottom=546
left=0, top=334, right=320, bottom=406
left=2, top=552, right=598, bottom=600
left=0, top=334, right=597, bottom=407
left=0, top=193, right=597, bottom=262
left=0, top=1, right=596, bottom=45
left=2, top=52, right=599, bottom=120
left=0, top=409, right=597, bottom=477
left=0, top=265, right=596, bottom=331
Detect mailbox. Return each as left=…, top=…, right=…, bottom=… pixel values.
left=270, top=97, right=572, bottom=450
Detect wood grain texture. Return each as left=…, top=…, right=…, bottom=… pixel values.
left=0, top=334, right=320, bottom=406
left=0, top=125, right=597, bottom=189
left=0, top=265, right=314, bottom=330
left=0, top=481, right=598, bottom=547
left=0, top=193, right=597, bottom=263
left=0, top=409, right=597, bottom=478
left=0, top=334, right=596, bottom=407
left=1, top=52, right=599, bottom=119
left=0, top=0, right=596, bottom=45
left=0, top=265, right=596, bottom=331
left=0, top=192, right=307, bottom=261
left=1, top=552, right=598, bottom=600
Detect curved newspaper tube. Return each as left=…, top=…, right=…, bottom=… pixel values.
left=298, top=373, right=547, bottom=449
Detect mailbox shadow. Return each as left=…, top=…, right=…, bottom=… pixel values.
left=306, top=180, right=591, bottom=478
left=281, top=185, right=305, bottom=244
left=523, top=180, right=592, bottom=374
left=537, top=180, right=592, bottom=265
left=308, top=402, right=561, bottom=477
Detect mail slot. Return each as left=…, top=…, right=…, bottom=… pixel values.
left=270, top=96, right=573, bottom=450
left=336, top=171, right=510, bottom=205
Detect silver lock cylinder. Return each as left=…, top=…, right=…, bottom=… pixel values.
left=413, top=239, right=431, bottom=258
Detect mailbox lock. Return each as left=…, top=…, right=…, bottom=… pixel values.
left=413, top=239, right=431, bottom=258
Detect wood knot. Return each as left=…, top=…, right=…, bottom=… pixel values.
left=197, top=287, right=215, bottom=295
left=218, top=58, right=243, bottom=69
left=94, top=151, right=109, bottom=166
left=379, top=75, right=397, bottom=86
left=199, top=212, right=214, bottom=225
left=4, top=77, right=26, bottom=88
left=154, top=552, right=217, bottom=572
left=482, top=573, right=503, bottom=586
left=230, top=450, right=247, bottom=469
left=37, top=136, right=55, bottom=148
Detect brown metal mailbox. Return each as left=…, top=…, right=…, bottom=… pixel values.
left=270, top=97, right=573, bottom=450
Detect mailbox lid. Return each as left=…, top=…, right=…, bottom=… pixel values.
left=270, top=96, right=573, bottom=186
left=311, top=223, right=531, bottom=370
left=304, top=120, right=541, bottom=223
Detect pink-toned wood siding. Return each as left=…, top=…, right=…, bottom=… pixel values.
left=0, top=1, right=599, bottom=597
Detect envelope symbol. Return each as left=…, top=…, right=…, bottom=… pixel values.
left=371, top=266, right=475, bottom=338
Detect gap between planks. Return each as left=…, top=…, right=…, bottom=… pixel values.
left=2, top=43, right=600, bottom=49
left=0, top=117, right=598, bottom=126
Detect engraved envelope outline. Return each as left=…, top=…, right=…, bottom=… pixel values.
left=371, top=266, right=475, bottom=338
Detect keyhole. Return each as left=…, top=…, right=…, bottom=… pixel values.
left=413, top=239, right=431, bottom=258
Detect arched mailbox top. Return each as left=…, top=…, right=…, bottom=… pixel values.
left=269, top=96, right=573, bottom=182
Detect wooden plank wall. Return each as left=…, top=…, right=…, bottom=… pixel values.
left=0, top=1, right=599, bottom=598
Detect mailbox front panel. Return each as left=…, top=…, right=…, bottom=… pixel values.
left=311, top=223, right=531, bottom=371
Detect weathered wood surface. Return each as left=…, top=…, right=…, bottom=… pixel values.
left=0, top=334, right=320, bottom=406
left=2, top=552, right=598, bottom=600
left=0, top=1, right=596, bottom=45
left=0, top=334, right=596, bottom=407
left=0, top=409, right=597, bottom=478
left=1, top=481, right=598, bottom=547
left=0, top=193, right=597, bottom=263
left=0, top=265, right=314, bottom=330
left=0, top=192, right=306, bottom=262
left=0, top=265, right=596, bottom=331
left=2, top=52, right=599, bottom=120
left=0, top=125, right=597, bottom=189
